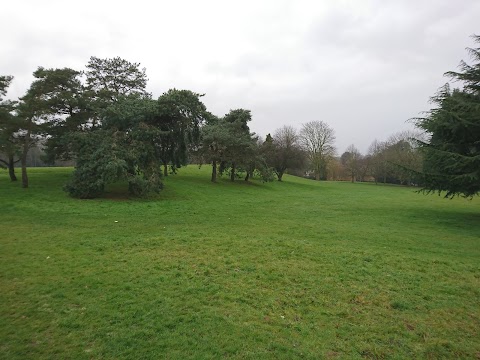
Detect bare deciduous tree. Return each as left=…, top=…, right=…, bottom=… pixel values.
left=300, top=121, right=336, bottom=180
left=341, top=144, right=362, bottom=182
left=265, top=125, right=305, bottom=181
left=385, top=130, right=424, bottom=185
left=368, top=139, right=389, bottom=184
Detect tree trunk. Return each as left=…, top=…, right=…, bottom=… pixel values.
left=163, top=163, right=168, bottom=177
left=211, top=160, right=217, bottom=182
left=277, top=172, right=283, bottom=181
left=21, top=130, right=31, bottom=188
left=244, top=172, right=249, bottom=181
left=8, top=155, right=17, bottom=181
left=230, top=162, right=235, bottom=182
left=21, top=153, right=28, bottom=188
left=315, top=172, right=320, bottom=181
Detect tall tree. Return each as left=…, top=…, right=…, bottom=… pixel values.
left=341, top=144, right=361, bottom=182
left=0, top=76, right=20, bottom=181
left=220, top=109, right=257, bottom=181
left=385, top=131, right=423, bottom=185
left=28, top=67, right=88, bottom=163
left=368, top=139, right=389, bottom=184
left=85, top=56, right=149, bottom=129
left=0, top=76, right=13, bottom=98
left=40, top=57, right=150, bottom=164
left=264, top=126, right=305, bottom=181
left=200, top=116, right=236, bottom=182
left=85, top=56, right=148, bottom=103
left=154, top=89, right=208, bottom=176
left=300, top=121, right=336, bottom=180
left=414, top=35, right=480, bottom=197
left=65, top=95, right=162, bottom=198
left=15, top=70, right=54, bottom=188
left=416, top=89, right=480, bottom=196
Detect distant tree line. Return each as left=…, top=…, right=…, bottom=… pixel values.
left=1, top=35, right=479, bottom=198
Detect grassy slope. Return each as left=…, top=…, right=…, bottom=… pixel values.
left=1, top=167, right=479, bottom=359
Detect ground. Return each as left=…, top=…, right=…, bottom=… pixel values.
left=1, top=166, right=479, bottom=359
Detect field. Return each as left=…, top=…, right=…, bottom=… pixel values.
left=1, top=167, right=479, bottom=359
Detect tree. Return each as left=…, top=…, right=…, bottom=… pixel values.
left=85, top=56, right=148, bottom=103
left=368, top=139, right=391, bottom=184
left=264, top=126, right=305, bottom=181
left=341, top=144, right=361, bottom=182
left=200, top=117, right=230, bottom=182
left=220, top=109, right=257, bottom=182
left=14, top=103, right=37, bottom=188
left=385, top=131, right=423, bottom=185
left=199, top=109, right=262, bottom=183
left=0, top=75, right=20, bottom=181
left=414, top=35, right=480, bottom=197
left=14, top=68, right=60, bottom=188
left=154, top=89, right=208, bottom=176
left=300, top=121, right=336, bottom=180
left=40, top=57, right=150, bottom=164
left=357, top=155, right=371, bottom=182
left=28, top=67, right=88, bottom=164
left=65, top=96, right=162, bottom=198
left=0, top=76, right=13, bottom=98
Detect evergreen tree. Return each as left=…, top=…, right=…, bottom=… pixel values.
left=415, top=35, right=480, bottom=197
left=0, top=75, right=20, bottom=181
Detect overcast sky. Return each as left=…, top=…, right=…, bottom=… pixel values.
left=2, top=0, right=479, bottom=153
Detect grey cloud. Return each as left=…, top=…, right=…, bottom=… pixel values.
left=2, top=0, right=479, bottom=154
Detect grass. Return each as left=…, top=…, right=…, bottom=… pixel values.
left=1, top=166, right=479, bottom=359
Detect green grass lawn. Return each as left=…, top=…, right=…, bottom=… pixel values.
left=1, top=167, right=479, bottom=359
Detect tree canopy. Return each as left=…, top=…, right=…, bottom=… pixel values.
left=300, top=121, right=336, bottom=180
left=263, top=126, right=305, bottom=181
left=0, top=75, right=19, bottom=180
left=415, top=35, right=480, bottom=198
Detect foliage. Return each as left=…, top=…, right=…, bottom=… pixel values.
left=263, top=126, right=305, bottom=181
left=0, top=75, right=13, bottom=100
left=217, top=109, right=258, bottom=181
left=367, top=131, right=424, bottom=186
left=154, top=89, right=208, bottom=175
left=200, top=116, right=235, bottom=182
left=199, top=109, right=265, bottom=182
left=0, top=75, right=20, bottom=178
left=416, top=86, right=480, bottom=197
left=14, top=71, right=57, bottom=188
left=85, top=56, right=148, bottom=104
left=41, top=58, right=149, bottom=163
left=415, top=35, right=480, bottom=197
left=64, top=130, right=129, bottom=198
left=385, top=131, right=424, bottom=185
left=65, top=96, right=164, bottom=198
left=368, top=139, right=389, bottom=183
left=27, top=67, right=88, bottom=163
left=340, top=144, right=361, bottom=182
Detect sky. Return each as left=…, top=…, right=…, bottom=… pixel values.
left=2, top=0, right=479, bottom=153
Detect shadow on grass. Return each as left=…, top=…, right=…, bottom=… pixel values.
left=406, top=206, right=480, bottom=236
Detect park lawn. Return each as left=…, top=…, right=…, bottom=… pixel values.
left=1, top=166, right=479, bottom=359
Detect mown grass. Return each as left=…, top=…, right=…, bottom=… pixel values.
left=1, top=166, right=479, bottom=359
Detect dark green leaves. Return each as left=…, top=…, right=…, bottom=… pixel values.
left=415, top=36, right=480, bottom=198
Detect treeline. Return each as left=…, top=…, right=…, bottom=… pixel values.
left=1, top=34, right=479, bottom=198
left=0, top=56, right=427, bottom=197
left=335, top=130, right=424, bottom=185
left=1, top=57, right=302, bottom=197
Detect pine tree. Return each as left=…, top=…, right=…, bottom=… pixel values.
left=415, top=35, right=480, bottom=197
